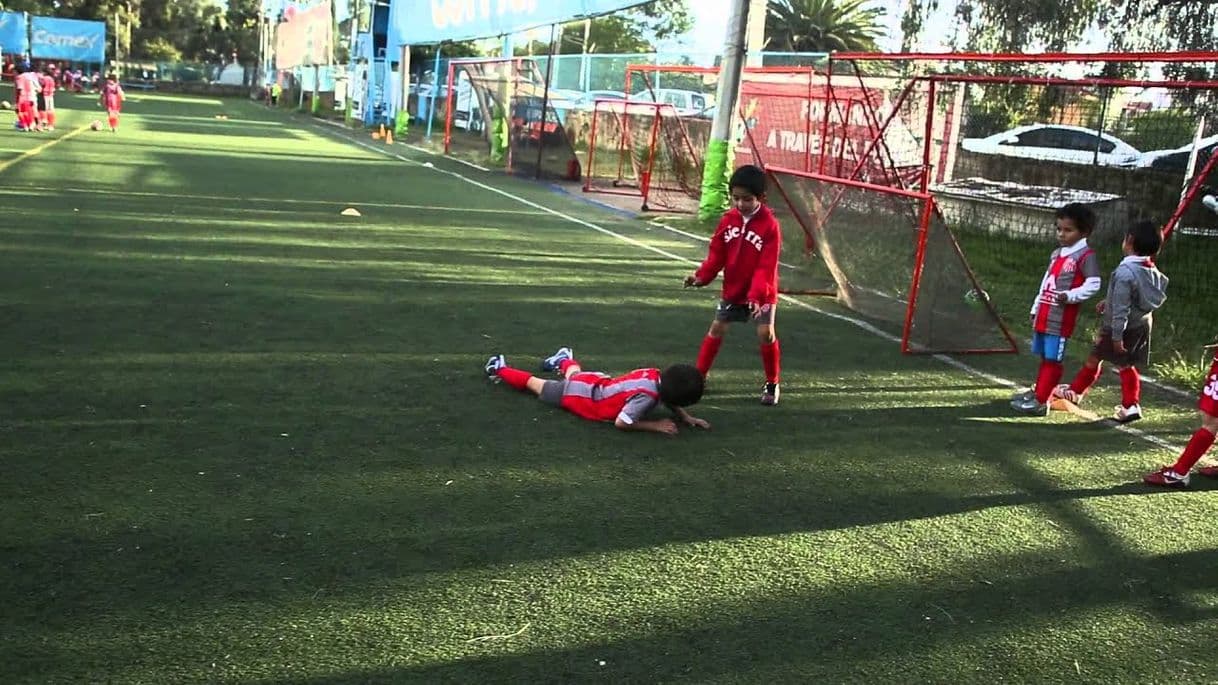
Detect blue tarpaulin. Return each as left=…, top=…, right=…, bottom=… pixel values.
left=0, top=11, right=29, bottom=55
left=388, top=0, right=646, bottom=46
left=30, top=16, right=106, bottom=62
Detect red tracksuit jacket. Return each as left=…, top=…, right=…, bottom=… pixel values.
left=694, top=205, right=781, bottom=305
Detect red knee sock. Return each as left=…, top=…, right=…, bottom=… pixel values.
left=47, top=111, right=55, bottom=127
left=1070, top=364, right=1102, bottom=396
left=1034, top=360, right=1063, bottom=404
left=760, top=340, right=781, bottom=384
left=559, top=359, right=579, bottom=375
left=496, top=366, right=532, bottom=390
left=108, top=114, right=118, bottom=129
left=1171, top=427, right=1216, bottom=475
left=1119, top=367, right=1141, bottom=408
left=696, top=335, right=724, bottom=376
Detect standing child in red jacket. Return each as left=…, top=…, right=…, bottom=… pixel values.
left=684, top=165, right=783, bottom=405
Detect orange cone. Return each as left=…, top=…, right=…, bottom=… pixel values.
left=378, top=123, right=386, bottom=138
left=385, top=129, right=393, bottom=145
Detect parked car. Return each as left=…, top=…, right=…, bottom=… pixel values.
left=1119, top=134, right=1218, bottom=173
left=571, top=90, right=627, bottom=110
left=961, top=124, right=1141, bottom=166
left=627, top=88, right=714, bottom=116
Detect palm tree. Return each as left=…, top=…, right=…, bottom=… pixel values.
left=765, top=0, right=886, bottom=53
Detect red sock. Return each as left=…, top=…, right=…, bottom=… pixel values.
left=47, top=112, right=55, bottom=127
left=559, top=359, right=579, bottom=375
left=760, top=340, right=781, bottom=384
left=1034, top=360, right=1063, bottom=404
left=496, top=366, right=532, bottom=390
left=1069, top=363, right=1102, bottom=396
left=1119, top=367, right=1141, bottom=408
left=108, top=114, right=118, bottom=129
left=696, top=335, right=724, bottom=376
left=1171, top=427, right=1216, bottom=474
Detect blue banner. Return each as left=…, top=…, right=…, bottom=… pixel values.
left=30, top=16, right=105, bottom=62
left=389, top=0, right=646, bottom=45
left=0, top=11, right=29, bottom=55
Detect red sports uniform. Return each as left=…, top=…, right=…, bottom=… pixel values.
left=694, top=204, right=782, bottom=305
left=559, top=368, right=660, bottom=423
left=1200, top=350, right=1218, bottom=418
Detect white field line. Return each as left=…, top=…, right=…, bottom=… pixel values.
left=0, top=185, right=548, bottom=216
left=315, top=123, right=1183, bottom=454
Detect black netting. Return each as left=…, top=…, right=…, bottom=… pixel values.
left=449, top=59, right=580, bottom=181
left=770, top=169, right=1014, bottom=353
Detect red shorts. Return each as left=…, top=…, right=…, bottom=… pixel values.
left=1200, top=356, right=1218, bottom=418
left=17, top=100, right=33, bottom=114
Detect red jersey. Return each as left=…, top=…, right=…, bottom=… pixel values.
left=40, top=73, right=55, bottom=96
left=16, top=72, right=39, bottom=103
left=102, top=82, right=124, bottom=110
left=559, top=368, right=661, bottom=423
left=1032, top=243, right=1100, bottom=338
left=1200, top=349, right=1218, bottom=418
left=694, top=204, right=781, bottom=305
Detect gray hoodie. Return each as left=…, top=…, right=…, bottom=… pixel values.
left=1103, top=256, right=1169, bottom=337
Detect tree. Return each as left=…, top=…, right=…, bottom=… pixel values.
left=900, top=0, right=1218, bottom=54
left=765, top=0, right=886, bottom=53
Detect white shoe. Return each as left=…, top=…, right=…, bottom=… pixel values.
left=1052, top=384, right=1082, bottom=404
left=484, top=354, right=506, bottom=378
left=1114, top=404, right=1143, bottom=424
left=540, top=347, right=573, bottom=372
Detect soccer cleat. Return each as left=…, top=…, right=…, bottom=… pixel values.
left=1051, top=384, right=1082, bottom=404
left=1114, top=404, right=1143, bottom=424
left=761, top=382, right=780, bottom=406
left=1197, top=465, right=1218, bottom=479
left=540, top=346, right=573, bottom=373
left=1012, top=396, right=1048, bottom=416
left=1011, top=387, right=1035, bottom=403
left=484, top=354, right=506, bottom=379
left=1143, top=466, right=1190, bottom=488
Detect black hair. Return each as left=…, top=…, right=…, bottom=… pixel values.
left=1127, top=219, right=1163, bottom=257
left=729, top=164, right=766, bottom=198
left=659, top=364, right=704, bottom=407
left=1055, top=203, right=1096, bottom=235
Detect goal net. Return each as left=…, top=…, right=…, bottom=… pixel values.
left=443, top=57, right=581, bottom=180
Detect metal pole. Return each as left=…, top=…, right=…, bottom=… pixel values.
left=1092, top=87, right=1110, bottom=166
left=535, top=23, right=559, bottom=179
left=698, top=0, right=751, bottom=220
left=426, top=46, right=442, bottom=139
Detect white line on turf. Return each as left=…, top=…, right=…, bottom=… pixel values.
left=0, top=185, right=548, bottom=216
left=317, top=124, right=1182, bottom=454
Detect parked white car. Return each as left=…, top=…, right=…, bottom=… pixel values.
left=961, top=124, right=1141, bottom=166
left=1120, top=134, right=1218, bottom=173
left=628, top=88, right=715, bottom=116
left=572, top=90, right=627, bottom=110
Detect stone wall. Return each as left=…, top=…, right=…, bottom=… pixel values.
left=951, top=150, right=1191, bottom=227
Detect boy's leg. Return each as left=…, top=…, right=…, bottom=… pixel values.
left=1147, top=414, right=1218, bottom=487
left=1032, top=335, right=1065, bottom=405
left=486, top=354, right=545, bottom=396
left=755, top=305, right=780, bottom=405
left=560, top=359, right=583, bottom=379
left=697, top=322, right=728, bottom=376
left=1064, top=354, right=1103, bottom=401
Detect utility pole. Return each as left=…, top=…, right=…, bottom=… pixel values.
left=698, top=0, right=751, bottom=221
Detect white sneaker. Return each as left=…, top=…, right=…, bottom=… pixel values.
left=540, top=347, right=573, bottom=372
left=1052, top=384, right=1082, bottom=404
left=1114, top=404, right=1143, bottom=424
left=485, top=354, right=506, bottom=378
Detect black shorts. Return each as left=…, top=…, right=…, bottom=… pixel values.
left=716, top=300, right=777, bottom=325
left=35, top=93, right=45, bottom=110
left=1092, top=324, right=1151, bottom=369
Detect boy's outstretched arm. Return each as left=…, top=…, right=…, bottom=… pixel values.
left=615, top=416, right=680, bottom=435
left=672, top=406, right=711, bottom=430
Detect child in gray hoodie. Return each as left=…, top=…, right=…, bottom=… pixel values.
left=1053, top=220, right=1169, bottom=423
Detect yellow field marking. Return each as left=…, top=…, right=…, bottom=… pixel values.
left=0, top=125, right=90, bottom=175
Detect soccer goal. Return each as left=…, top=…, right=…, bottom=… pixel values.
left=770, top=51, right=1218, bottom=354
left=583, top=100, right=703, bottom=212
left=442, top=57, right=581, bottom=180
